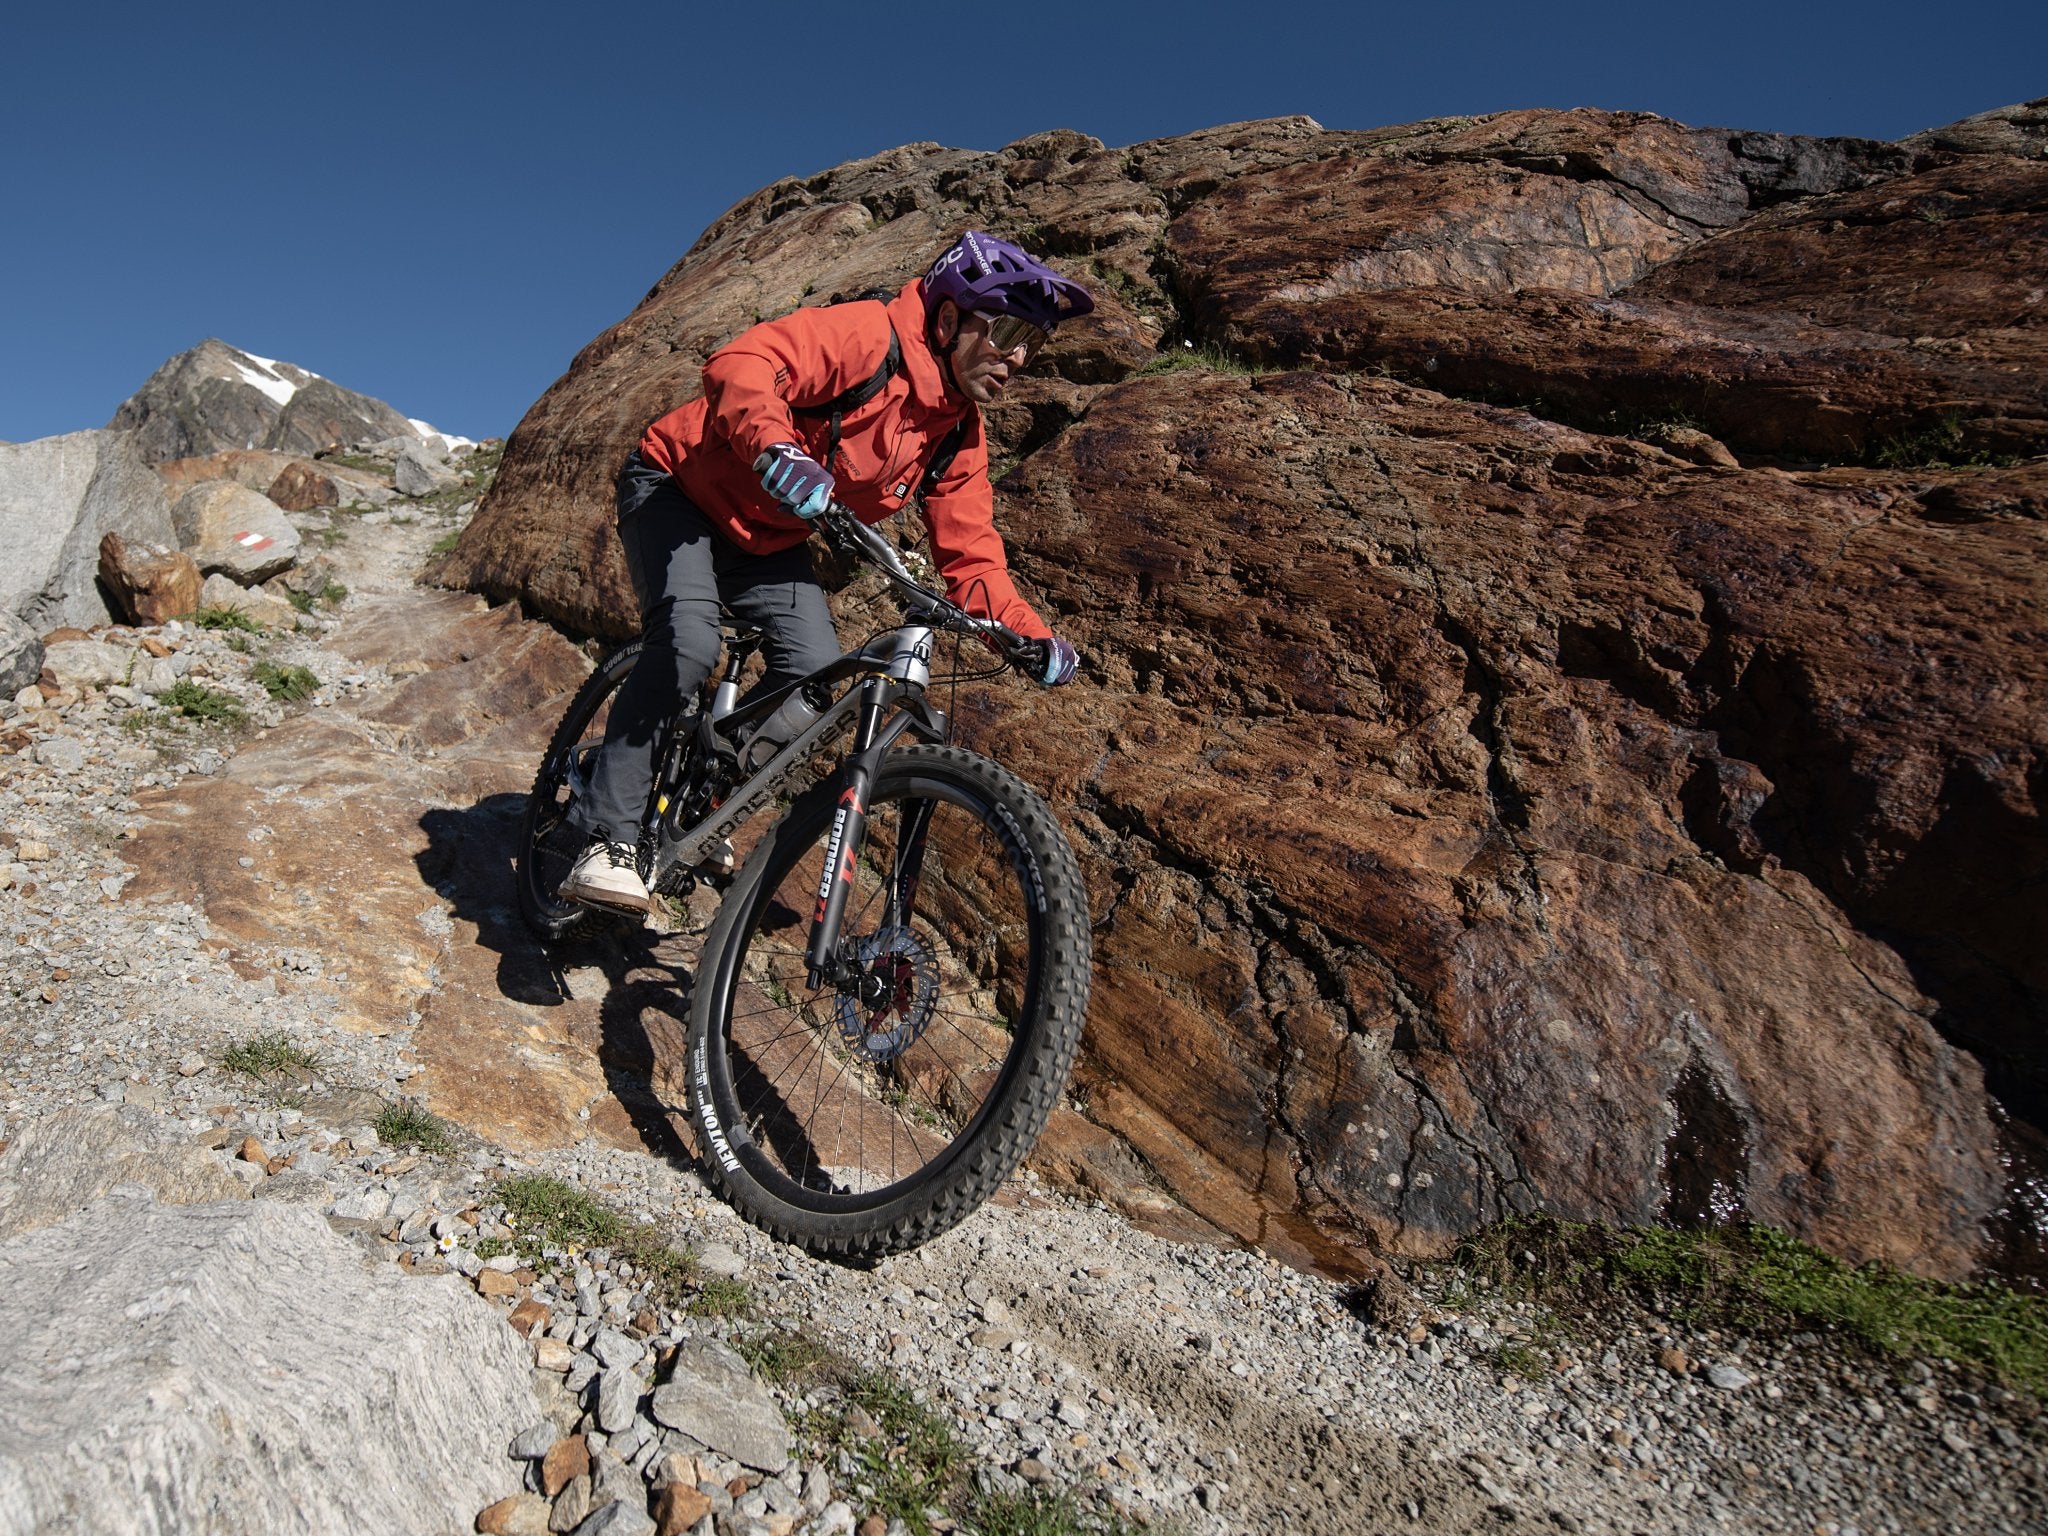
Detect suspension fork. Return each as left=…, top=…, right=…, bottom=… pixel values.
left=804, top=677, right=928, bottom=987
left=887, top=797, right=937, bottom=930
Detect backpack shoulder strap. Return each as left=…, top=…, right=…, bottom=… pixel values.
left=918, top=415, right=972, bottom=501
left=788, top=305, right=901, bottom=473
left=778, top=293, right=972, bottom=502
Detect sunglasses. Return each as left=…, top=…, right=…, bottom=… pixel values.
left=972, top=311, right=1053, bottom=362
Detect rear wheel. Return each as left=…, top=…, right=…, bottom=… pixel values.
left=686, top=744, right=1090, bottom=1258
left=516, top=645, right=641, bottom=943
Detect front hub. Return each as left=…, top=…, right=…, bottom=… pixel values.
left=833, top=925, right=938, bottom=1063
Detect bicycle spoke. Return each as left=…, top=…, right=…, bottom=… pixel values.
left=692, top=747, right=1085, bottom=1244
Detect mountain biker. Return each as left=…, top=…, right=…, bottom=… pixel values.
left=560, top=230, right=1095, bottom=913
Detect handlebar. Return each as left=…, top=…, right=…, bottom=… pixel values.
left=815, top=503, right=1036, bottom=665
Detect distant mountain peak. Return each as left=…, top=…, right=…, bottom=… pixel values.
left=110, top=341, right=467, bottom=464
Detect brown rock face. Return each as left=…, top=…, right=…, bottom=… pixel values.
left=266, top=460, right=341, bottom=511
left=156, top=449, right=305, bottom=496
left=159, top=449, right=390, bottom=510
left=1181, top=145, right=2047, bottom=462
left=440, top=108, right=2046, bottom=1279
left=120, top=593, right=670, bottom=1156
left=96, top=533, right=201, bottom=625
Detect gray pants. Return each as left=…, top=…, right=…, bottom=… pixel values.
left=568, top=454, right=841, bottom=843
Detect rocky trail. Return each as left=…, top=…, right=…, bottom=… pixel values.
left=0, top=501, right=2037, bottom=1536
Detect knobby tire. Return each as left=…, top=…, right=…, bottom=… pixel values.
left=686, top=743, right=1089, bottom=1258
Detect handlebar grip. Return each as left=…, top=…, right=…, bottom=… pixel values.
left=1002, top=634, right=1047, bottom=671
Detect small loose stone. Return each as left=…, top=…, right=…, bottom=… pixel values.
left=542, top=1435, right=591, bottom=1497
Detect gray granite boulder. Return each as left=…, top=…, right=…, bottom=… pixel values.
left=38, top=638, right=133, bottom=691
left=170, top=479, right=301, bottom=582
left=394, top=441, right=460, bottom=497
left=0, top=613, right=41, bottom=697
left=197, top=572, right=299, bottom=628
left=0, top=1103, right=246, bottom=1241
left=0, top=1191, right=536, bottom=1535
left=0, top=429, right=174, bottom=628
left=647, top=1338, right=790, bottom=1473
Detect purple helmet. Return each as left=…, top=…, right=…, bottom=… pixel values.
left=921, top=231, right=1094, bottom=332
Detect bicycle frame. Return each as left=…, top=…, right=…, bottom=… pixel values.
left=643, top=506, right=1027, bottom=989
left=651, top=625, right=946, bottom=876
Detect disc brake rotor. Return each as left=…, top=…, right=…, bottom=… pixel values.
left=835, top=925, right=938, bottom=1063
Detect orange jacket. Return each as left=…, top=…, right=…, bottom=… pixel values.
left=637, top=280, right=1050, bottom=639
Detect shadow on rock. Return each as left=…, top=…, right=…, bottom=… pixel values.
left=416, top=794, right=699, bottom=1164
left=416, top=795, right=576, bottom=1008
left=590, top=933, right=698, bottom=1163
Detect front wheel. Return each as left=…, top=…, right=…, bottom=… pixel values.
left=686, top=744, right=1090, bottom=1258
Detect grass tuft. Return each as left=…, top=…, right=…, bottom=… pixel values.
left=159, top=679, right=245, bottom=725
left=1138, top=342, right=1260, bottom=377
left=188, top=605, right=261, bottom=633
left=1446, top=1215, right=2048, bottom=1394
left=251, top=661, right=319, bottom=702
left=687, top=1276, right=755, bottom=1317
left=494, top=1174, right=696, bottom=1301
left=809, top=1369, right=971, bottom=1536
left=219, top=1031, right=317, bottom=1077
left=285, top=579, right=346, bottom=612
left=735, top=1328, right=832, bottom=1383
left=795, top=1357, right=1135, bottom=1535
left=374, top=1099, right=455, bottom=1153
left=1493, top=1340, right=1552, bottom=1381
left=969, top=1485, right=1147, bottom=1536
left=1869, top=411, right=2016, bottom=470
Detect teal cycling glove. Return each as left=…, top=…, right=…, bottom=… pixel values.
left=754, top=444, right=834, bottom=520
left=1020, top=635, right=1078, bottom=687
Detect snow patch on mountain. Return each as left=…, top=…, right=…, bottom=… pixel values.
left=407, top=416, right=474, bottom=451
left=228, top=355, right=298, bottom=407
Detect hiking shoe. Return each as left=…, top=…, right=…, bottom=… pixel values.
left=559, top=838, right=649, bottom=912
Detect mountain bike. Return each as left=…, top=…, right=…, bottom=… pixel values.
left=514, top=507, right=1091, bottom=1258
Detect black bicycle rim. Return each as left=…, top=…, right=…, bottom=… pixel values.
left=699, top=766, right=1046, bottom=1214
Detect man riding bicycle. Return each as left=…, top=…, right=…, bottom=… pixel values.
left=560, top=230, right=1095, bottom=913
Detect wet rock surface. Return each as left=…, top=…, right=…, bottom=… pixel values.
left=435, top=106, right=2047, bottom=1281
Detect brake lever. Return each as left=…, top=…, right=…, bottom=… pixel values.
left=816, top=507, right=864, bottom=564
left=815, top=505, right=1027, bottom=664
left=1003, top=634, right=1046, bottom=671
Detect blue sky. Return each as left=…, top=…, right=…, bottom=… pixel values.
left=3, top=1, right=2039, bottom=444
